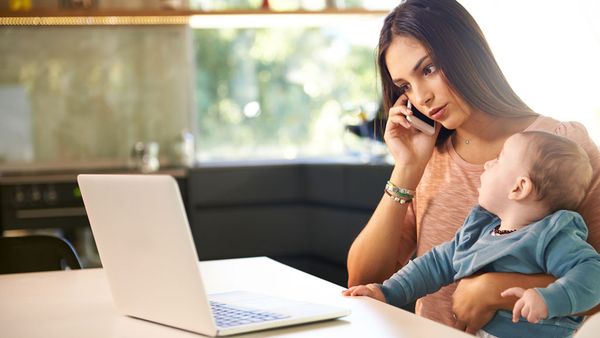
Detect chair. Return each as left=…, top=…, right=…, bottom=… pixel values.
left=0, top=235, right=82, bottom=274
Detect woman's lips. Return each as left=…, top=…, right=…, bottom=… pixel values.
left=430, top=104, right=447, bottom=120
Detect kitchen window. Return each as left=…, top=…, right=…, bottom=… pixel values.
left=0, top=1, right=597, bottom=166
left=191, top=22, right=386, bottom=162
left=190, top=1, right=600, bottom=163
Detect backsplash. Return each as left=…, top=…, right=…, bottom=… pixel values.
left=0, top=25, right=194, bottom=165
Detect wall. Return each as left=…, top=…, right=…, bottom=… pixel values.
left=0, top=25, right=194, bottom=164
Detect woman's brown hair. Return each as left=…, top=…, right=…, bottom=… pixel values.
left=378, top=0, right=537, bottom=147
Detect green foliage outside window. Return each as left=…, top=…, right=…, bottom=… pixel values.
left=193, top=27, right=380, bottom=160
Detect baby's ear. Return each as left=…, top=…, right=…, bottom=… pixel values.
left=508, top=176, right=534, bottom=201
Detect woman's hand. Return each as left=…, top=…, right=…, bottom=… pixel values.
left=452, top=273, right=555, bottom=333
left=451, top=274, right=498, bottom=333
left=384, top=96, right=440, bottom=169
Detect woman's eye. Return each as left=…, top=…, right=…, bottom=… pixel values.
left=397, top=83, right=409, bottom=94
left=423, top=64, right=437, bottom=76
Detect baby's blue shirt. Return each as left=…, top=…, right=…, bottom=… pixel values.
left=380, top=205, right=600, bottom=337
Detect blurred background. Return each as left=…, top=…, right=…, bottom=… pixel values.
left=0, top=0, right=598, bottom=286
left=1, top=0, right=597, bottom=166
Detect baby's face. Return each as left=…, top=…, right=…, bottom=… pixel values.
left=478, top=134, right=530, bottom=213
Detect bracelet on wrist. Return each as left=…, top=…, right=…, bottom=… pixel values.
left=384, top=180, right=415, bottom=204
left=385, top=181, right=415, bottom=196
left=384, top=189, right=412, bottom=204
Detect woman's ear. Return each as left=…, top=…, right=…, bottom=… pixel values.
left=508, top=176, right=534, bottom=201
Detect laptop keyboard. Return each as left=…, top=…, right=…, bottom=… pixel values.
left=210, top=301, right=290, bottom=328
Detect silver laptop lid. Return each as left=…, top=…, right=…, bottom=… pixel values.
left=78, top=174, right=217, bottom=336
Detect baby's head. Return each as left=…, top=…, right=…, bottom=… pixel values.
left=522, top=131, right=592, bottom=211
left=479, top=131, right=592, bottom=215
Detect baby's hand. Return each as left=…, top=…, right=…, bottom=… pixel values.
left=342, top=283, right=386, bottom=302
left=501, top=287, right=548, bottom=323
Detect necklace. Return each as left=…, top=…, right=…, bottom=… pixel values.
left=491, top=224, right=517, bottom=235
left=452, top=133, right=472, bottom=145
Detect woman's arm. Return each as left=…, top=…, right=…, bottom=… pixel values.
left=347, top=97, right=438, bottom=287
left=346, top=166, right=420, bottom=286
left=452, top=273, right=555, bottom=334
left=579, top=303, right=600, bottom=316
left=453, top=272, right=600, bottom=333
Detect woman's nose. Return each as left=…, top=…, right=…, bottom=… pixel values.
left=413, top=87, right=434, bottom=109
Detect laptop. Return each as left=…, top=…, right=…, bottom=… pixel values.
left=77, top=174, right=350, bottom=336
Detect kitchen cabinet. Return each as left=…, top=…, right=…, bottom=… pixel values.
left=186, top=162, right=392, bottom=286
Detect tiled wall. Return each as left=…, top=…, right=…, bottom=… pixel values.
left=0, top=25, right=194, bottom=165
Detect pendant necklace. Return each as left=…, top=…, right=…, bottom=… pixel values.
left=454, top=133, right=471, bottom=145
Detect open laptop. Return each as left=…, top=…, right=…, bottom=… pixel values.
left=77, top=174, right=350, bottom=336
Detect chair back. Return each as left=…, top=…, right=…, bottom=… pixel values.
left=0, top=235, right=82, bottom=274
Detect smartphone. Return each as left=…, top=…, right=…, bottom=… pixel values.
left=406, top=101, right=435, bottom=136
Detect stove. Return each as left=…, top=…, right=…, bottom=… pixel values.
left=0, top=165, right=187, bottom=232
left=0, top=163, right=188, bottom=267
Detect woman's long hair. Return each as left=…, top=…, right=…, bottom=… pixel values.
left=378, top=0, right=537, bottom=147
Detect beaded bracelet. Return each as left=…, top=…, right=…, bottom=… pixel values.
left=384, top=180, right=415, bottom=204
left=385, top=181, right=415, bottom=197
left=384, top=189, right=412, bottom=203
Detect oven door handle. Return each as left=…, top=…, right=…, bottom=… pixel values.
left=15, top=207, right=87, bottom=219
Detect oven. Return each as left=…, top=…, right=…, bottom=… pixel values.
left=0, top=167, right=188, bottom=267
left=1, top=175, right=88, bottom=231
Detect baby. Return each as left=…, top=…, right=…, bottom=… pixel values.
left=344, top=131, right=600, bottom=338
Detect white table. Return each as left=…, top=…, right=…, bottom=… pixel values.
left=0, top=257, right=473, bottom=337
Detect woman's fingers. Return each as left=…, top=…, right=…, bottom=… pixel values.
left=388, top=105, right=413, bottom=129
left=391, top=95, right=408, bottom=111
left=389, top=105, right=412, bottom=117
left=387, top=114, right=411, bottom=129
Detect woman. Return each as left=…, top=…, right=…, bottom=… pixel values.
left=346, top=0, right=600, bottom=333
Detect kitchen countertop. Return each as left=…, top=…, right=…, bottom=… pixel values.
left=0, top=155, right=392, bottom=184
left=0, top=160, right=188, bottom=184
